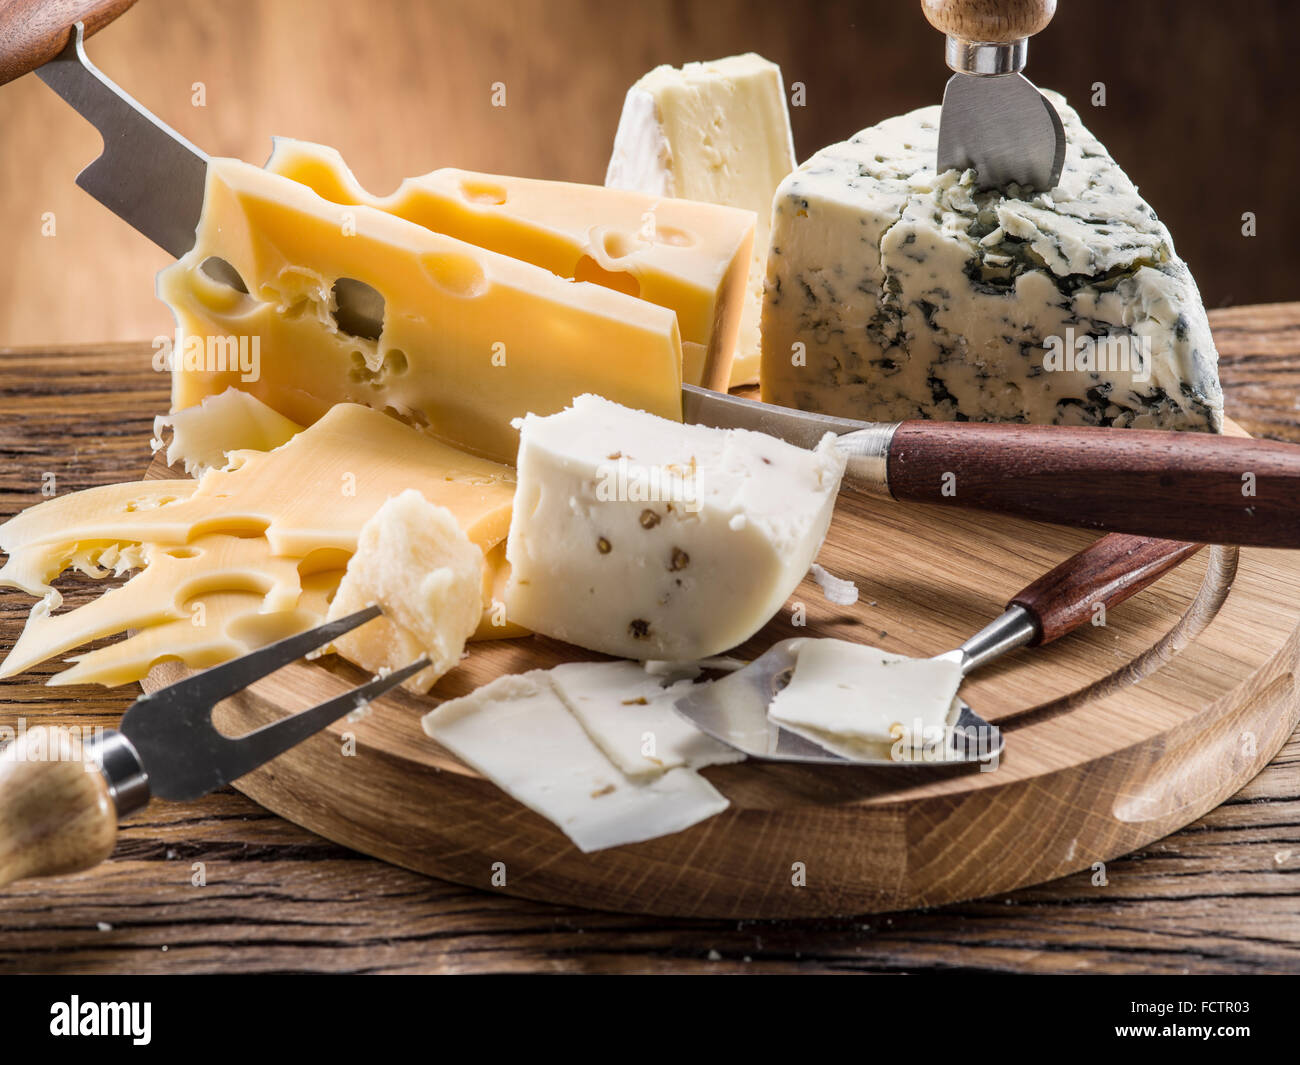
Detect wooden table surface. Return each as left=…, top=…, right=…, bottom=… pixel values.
left=1, top=304, right=1299, bottom=974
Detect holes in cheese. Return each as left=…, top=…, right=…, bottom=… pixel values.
left=161, top=154, right=687, bottom=464
left=330, top=277, right=385, bottom=341
left=0, top=404, right=523, bottom=687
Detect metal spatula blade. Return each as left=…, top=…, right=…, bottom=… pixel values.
left=672, top=639, right=1002, bottom=767
left=937, top=71, right=1065, bottom=191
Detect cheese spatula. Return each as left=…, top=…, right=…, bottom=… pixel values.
left=922, top=0, right=1065, bottom=191
left=673, top=533, right=1203, bottom=766
left=0, top=606, right=430, bottom=887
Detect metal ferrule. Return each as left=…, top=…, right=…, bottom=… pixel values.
left=945, top=36, right=1028, bottom=75
left=834, top=423, right=901, bottom=495
left=958, top=605, right=1039, bottom=674
left=92, top=730, right=150, bottom=817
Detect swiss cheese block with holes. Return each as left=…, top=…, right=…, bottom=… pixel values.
left=504, top=394, right=846, bottom=660
left=158, top=158, right=685, bottom=465
left=761, top=93, right=1223, bottom=432
left=261, top=139, right=754, bottom=392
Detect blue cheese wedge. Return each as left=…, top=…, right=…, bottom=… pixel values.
left=761, top=93, right=1223, bottom=432
left=550, top=660, right=744, bottom=777
left=504, top=394, right=846, bottom=660
left=422, top=670, right=728, bottom=852
left=767, top=639, right=964, bottom=760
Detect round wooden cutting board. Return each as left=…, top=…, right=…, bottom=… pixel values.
left=143, top=451, right=1300, bottom=919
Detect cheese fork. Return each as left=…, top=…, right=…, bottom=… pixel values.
left=0, top=606, right=428, bottom=888
left=673, top=533, right=1203, bottom=766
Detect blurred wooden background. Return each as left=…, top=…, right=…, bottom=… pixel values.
left=0, top=0, right=1295, bottom=347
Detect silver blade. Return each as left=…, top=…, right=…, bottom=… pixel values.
left=937, top=72, right=1065, bottom=192
left=682, top=383, right=878, bottom=447
left=35, top=22, right=207, bottom=257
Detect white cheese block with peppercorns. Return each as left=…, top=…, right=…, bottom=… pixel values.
left=761, top=92, right=1223, bottom=432
left=504, top=394, right=845, bottom=660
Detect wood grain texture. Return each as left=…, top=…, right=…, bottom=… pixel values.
left=921, top=0, right=1055, bottom=43
left=886, top=420, right=1300, bottom=546
left=1010, top=535, right=1204, bottom=645
left=0, top=305, right=1298, bottom=968
left=0, top=0, right=137, bottom=87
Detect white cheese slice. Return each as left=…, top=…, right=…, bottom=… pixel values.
left=422, top=671, right=728, bottom=853
left=504, top=394, right=846, bottom=661
left=549, top=660, right=745, bottom=778
left=768, top=640, right=964, bottom=759
left=606, top=53, right=797, bottom=387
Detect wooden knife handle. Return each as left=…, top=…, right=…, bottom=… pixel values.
left=1008, top=534, right=1204, bottom=646
left=0, top=726, right=117, bottom=888
left=0, top=0, right=137, bottom=88
left=921, top=0, right=1056, bottom=42
left=884, top=420, right=1300, bottom=548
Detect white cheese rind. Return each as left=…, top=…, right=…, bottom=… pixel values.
left=504, top=394, right=846, bottom=660
left=549, top=660, right=745, bottom=777
left=607, top=53, right=797, bottom=387
left=768, top=640, right=964, bottom=755
left=421, top=670, right=728, bottom=852
left=762, top=93, right=1223, bottom=432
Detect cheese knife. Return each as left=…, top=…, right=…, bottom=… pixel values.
left=922, top=0, right=1066, bottom=190
left=11, top=5, right=1300, bottom=550
left=0, top=605, right=431, bottom=887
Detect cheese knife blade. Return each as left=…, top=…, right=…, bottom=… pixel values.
left=682, top=384, right=1300, bottom=549
left=33, top=19, right=208, bottom=257
left=922, top=0, right=1065, bottom=191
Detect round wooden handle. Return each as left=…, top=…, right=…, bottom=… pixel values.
left=1009, top=535, right=1205, bottom=646
left=0, top=0, right=138, bottom=88
left=921, top=0, right=1056, bottom=42
left=0, top=726, right=117, bottom=887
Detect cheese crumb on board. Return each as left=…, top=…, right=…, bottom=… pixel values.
left=422, top=670, right=729, bottom=853
left=550, top=660, right=744, bottom=777
left=327, top=490, right=484, bottom=694
left=606, top=53, right=797, bottom=388
left=504, top=394, right=846, bottom=661
left=762, top=93, right=1223, bottom=432
left=152, top=387, right=303, bottom=477
left=809, top=563, right=859, bottom=606
left=767, top=639, right=964, bottom=759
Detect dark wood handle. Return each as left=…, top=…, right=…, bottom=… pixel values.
left=921, top=0, right=1056, bottom=41
left=1009, top=534, right=1204, bottom=646
left=886, top=421, right=1300, bottom=548
left=0, top=0, right=137, bottom=88
left=0, top=726, right=117, bottom=887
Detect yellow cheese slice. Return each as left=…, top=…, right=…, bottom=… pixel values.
left=0, top=535, right=308, bottom=680
left=0, top=404, right=524, bottom=687
left=262, top=139, right=754, bottom=391
left=0, top=404, right=515, bottom=597
left=160, top=157, right=685, bottom=464
left=53, top=577, right=340, bottom=688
